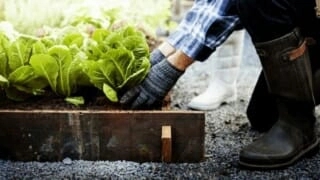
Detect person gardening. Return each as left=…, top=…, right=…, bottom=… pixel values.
left=120, top=0, right=242, bottom=109
left=121, top=0, right=320, bottom=169
left=120, top=0, right=272, bottom=133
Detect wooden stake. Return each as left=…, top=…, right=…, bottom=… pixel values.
left=161, top=126, right=172, bottom=162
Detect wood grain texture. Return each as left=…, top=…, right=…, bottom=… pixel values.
left=0, top=110, right=205, bottom=162
left=161, top=126, right=172, bottom=162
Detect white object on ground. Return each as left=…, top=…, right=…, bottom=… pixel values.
left=62, top=157, right=73, bottom=165
left=188, top=30, right=245, bottom=110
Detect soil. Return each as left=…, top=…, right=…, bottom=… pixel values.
left=0, top=87, right=123, bottom=110
left=0, top=86, right=169, bottom=111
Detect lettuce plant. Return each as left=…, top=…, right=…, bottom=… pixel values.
left=82, top=26, right=150, bottom=102
left=0, top=21, right=151, bottom=105
left=0, top=32, right=9, bottom=79
left=30, top=44, right=84, bottom=97
left=2, top=0, right=81, bottom=35
left=0, top=32, right=48, bottom=101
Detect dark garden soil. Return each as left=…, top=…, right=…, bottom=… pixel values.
left=0, top=87, right=169, bottom=111
left=0, top=87, right=123, bottom=110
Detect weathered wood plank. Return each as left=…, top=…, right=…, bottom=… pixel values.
left=161, top=126, right=172, bottom=162
left=0, top=110, right=205, bottom=162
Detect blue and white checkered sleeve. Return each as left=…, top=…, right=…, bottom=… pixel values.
left=167, top=0, right=240, bottom=61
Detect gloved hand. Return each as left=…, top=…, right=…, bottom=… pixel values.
left=120, top=59, right=184, bottom=109
left=150, top=49, right=166, bottom=66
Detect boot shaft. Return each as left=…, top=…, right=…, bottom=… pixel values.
left=255, top=28, right=314, bottom=103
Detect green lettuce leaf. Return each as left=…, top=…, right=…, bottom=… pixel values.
left=48, top=45, right=73, bottom=96
left=103, top=83, right=118, bottom=102
left=0, top=75, right=9, bottom=88
left=62, top=33, right=84, bottom=48
left=30, top=54, right=59, bottom=92
left=8, top=65, right=47, bottom=95
left=7, top=36, right=36, bottom=72
left=84, top=46, right=150, bottom=102
left=0, top=32, right=9, bottom=78
left=65, top=96, right=85, bottom=106
left=30, top=45, right=83, bottom=97
left=32, top=40, right=48, bottom=55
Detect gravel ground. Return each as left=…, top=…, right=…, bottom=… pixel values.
left=1, top=33, right=320, bottom=179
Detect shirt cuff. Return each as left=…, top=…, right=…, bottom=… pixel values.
left=167, top=30, right=215, bottom=61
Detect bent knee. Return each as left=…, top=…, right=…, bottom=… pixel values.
left=237, top=0, right=261, bottom=17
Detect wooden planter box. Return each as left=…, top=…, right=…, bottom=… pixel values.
left=0, top=104, right=205, bottom=163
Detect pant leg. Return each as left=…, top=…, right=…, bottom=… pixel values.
left=236, top=0, right=318, bottom=42
left=246, top=72, right=278, bottom=132
left=309, top=43, right=320, bottom=104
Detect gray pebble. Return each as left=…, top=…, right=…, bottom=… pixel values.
left=62, top=157, right=72, bottom=165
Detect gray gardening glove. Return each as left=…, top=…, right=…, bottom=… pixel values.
left=120, top=59, right=184, bottom=109
left=150, top=49, right=166, bottom=66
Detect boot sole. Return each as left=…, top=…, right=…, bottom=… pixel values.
left=238, top=138, right=320, bottom=170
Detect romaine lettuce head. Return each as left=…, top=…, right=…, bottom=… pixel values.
left=82, top=26, right=151, bottom=102
left=84, top=47, right=150, bottom=102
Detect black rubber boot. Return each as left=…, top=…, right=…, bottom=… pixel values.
left=239, top=28, right=319, bottom=169
left=246, top=40, right=320, bottom=132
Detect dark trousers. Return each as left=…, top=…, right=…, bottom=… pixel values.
left=236, top=0, right=320, bottom=42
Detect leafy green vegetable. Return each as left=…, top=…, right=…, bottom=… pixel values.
left=83, top=26, right=151, bottom=102
left=0, top=75, right=8, bottom=87
left=62, top=32, right=84, bottom=48
left=103, top=83, right=118, bottom=102
left=5, top=87, right=32, bottom=101
left=0, top=3, right=156, bottom=104
left=69, top=16, right=111, bottom=29
left=32, top=40, right=48, bottom=54
left=7, top=36, right=35, bottom=72
left=65, top=96, right=85, bottom=106
left=30, top=45, right=83, bottom=97
left=8, top=65, right=46, bottom=95
left=0, top=32, right=9, bottom=77
left=0, top=33, right=46, bottom=101
left=3, top=0, right=79, bottom=35
left=48, top=45, right=73, bottom=96
left=29, top=54, right=59, bottom=92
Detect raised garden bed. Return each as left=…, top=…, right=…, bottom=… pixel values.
left=0, top=91, right=205, bottom=163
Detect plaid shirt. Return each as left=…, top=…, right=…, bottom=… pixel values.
left=167, top=0, right=240, bottom=61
